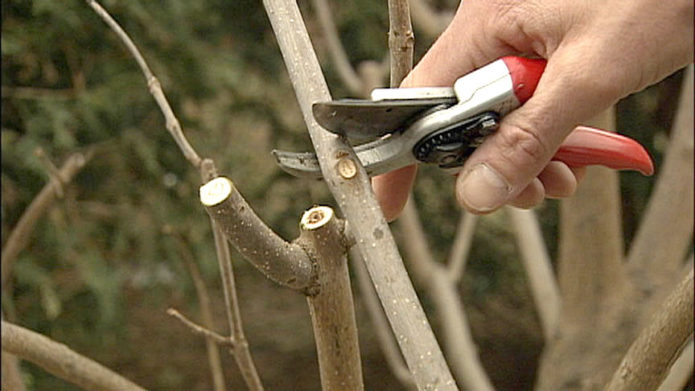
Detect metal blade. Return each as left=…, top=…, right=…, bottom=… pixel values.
left=312, top=98, right=455, bottom=140
left=272, top=133, right=417, bottom=179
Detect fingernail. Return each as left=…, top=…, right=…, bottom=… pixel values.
left=457, top=163, right=511, bottom=213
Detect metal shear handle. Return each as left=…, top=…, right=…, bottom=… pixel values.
left=499, top=56, right=654, bottom=175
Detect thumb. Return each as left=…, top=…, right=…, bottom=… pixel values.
left=454, top=49, right=622, bottom=213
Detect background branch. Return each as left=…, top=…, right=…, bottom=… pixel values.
left=506, top=207, right=560, bottom=341
left=311, top=0, right=364, bottom=95
left=446, top=211, right=478, bottom=282
left=2, top=151, right=91, bottom=287
left=627, top=66, right=693, bottom=294
left=2, top=320, right=146, bottom=391
left=408, top=0, right=453, bottom=38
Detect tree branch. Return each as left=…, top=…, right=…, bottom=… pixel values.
left=167, top=231, right=227, bottom=391
left=2, top=151, right=91, bottom=287
left=298, top=206, right=363, bottom=390
left=351, top=247, right=416, bottom=389
left=656, top=338, right=693, bottom=391
left=262, top=0, right=457, bottom=388
left=200, top=176, right=315, bottom=291
left=506, top=207, right=561, bottom=341
left=84, top=0, right=201, bottom=168
left=605, top=269, right=694, bottom=391
left=398, top=199, right=494, bottom=391
left=2, top=320, right=146, bottom=391
left=387, top=0, right=414, bottom=87
left=167, top=308, right=234, bottom=347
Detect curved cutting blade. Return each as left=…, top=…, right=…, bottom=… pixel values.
left=312, top=98, right=455, bottom=140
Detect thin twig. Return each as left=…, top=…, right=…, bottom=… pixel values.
left=2, top=151, right=91, bottom=287
left=2, top=320, right=147, bottom=391
left=446, top=211, right=478, bottom=282
left=168, top=231, right=227, bottom=391
left=311, top=0, right=364, bottom=95
left=167, top=308, right=234, bottom=347
left=84, top=0, right=201, bottom=168
left=262, top=0, right=457, bottom=387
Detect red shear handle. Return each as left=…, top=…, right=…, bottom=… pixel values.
left=502, top=56, right=547, bottom=104
left=553, top=126, right=654, bottom=175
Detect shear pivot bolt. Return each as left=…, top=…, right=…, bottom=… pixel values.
left=337, top=157, right=357, bottom=179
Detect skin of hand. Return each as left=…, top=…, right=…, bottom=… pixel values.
left=372, top=0, right=694, bottom=221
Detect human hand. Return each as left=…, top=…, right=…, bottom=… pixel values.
left=373, top=0, right=693, bottom=220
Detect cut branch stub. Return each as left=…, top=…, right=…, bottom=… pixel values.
left=298, top=206, right=364, bottom=390
left=200, top=177, right=316, bottom=291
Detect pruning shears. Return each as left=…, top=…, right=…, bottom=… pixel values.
left=273, top=56, right=654, bottom=179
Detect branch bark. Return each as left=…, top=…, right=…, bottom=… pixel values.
left=2, top=151, right=91, bottom=287
left=200, top=176, right=315, bottom=291
left=656, top=338, right=693, bottom=391
left=398, top=199, right=495, bottom=391
left=351, top=248, right=416, bottom=389
left=387, top=0, right=414, bottom=87
left=605, top=270, right=694, bottom=391
left=262, top=0, right=457, bottom=388
left=298, top=206, right=363, bottom=390
left=2, top=320, right=146, bottom=391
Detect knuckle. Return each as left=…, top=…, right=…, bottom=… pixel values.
left=496, top=123, right=550, bottom=168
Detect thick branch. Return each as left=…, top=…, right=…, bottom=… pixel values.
left=351, top=248, right=416, bottom=389
left=2, top=151, right=91, bottom=287
left=262, top=0, right=456, bottom=388
left=298, top=206, right=363, bottom=390
left=605, top=270, right=694, bottom=391
left=200, top=176, right=315, bottom=291
left=398, top=199, right=494, bottom=391
left=85, top=0, right=201, bottom=168
left=2, top=321, right=146, bottom=391
left=506, top=207, right=561, bottom=340
left=627, top=66, right=693, bottom=290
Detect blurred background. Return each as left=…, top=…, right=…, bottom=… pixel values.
left=1, top=0, right=685, bottom=389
